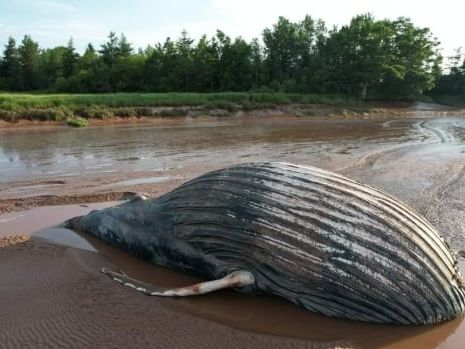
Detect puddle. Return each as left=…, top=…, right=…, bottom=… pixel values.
left=0, top=202, right=119, bottom=237
left=34, top=227, right=97, bottom=252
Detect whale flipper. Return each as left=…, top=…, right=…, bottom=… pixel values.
left=100, top=268, right=255, bottom=296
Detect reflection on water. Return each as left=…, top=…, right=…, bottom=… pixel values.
left=2, top=116, right=464, bottom=185
left=0, top=117, right=418, bottom=183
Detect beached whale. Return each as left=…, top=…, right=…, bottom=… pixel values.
left=66, top=162, right=465, bottom=325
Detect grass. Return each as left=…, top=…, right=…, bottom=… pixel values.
left=66, top=116, right=89, bottom=128
left=0, top=92, right=356, bottom=110
left=0, top=92, right=360, bottom=122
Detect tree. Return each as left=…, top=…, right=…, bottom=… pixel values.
left=0, top=15, right=449, bottom=97
left=432, top=48, right=465, bottom=98
left=113, top=54, right=145, bottom=91
left=325, top=15, right=388, bottom=97
left=38, top=46, right=66, bottom=89
left=0, top=37, right=22, bottom=90
left=323, top=15, right=441, bottom=99
left=295, top=17, right=328, bottom=92
left=262, top=16, right=326, bottom=92
left=143, top=44, right=165, bottom=91
left=448, top=48, right=465, bottom=76
left=263, top=17, right=300, bottom=86
left=250, top=38, right=264, bottom=88
left=62, top=38, right=79, bottom=78
left=216, top=32, right=254, bottom=91
left=18, top=35, right=40, bottom=90
left=387, top=17, right=442, bottom=98
left=80, top=44, right=98, bottom=70
left=192, top=35, right=219, bottom=91
left=175, top=30, right=194, bottom=91
left=99, top=31, right=120, bottom=66
left=54, top=43, right=99, bottom=92
left=118, top=33, right=133, bottom=57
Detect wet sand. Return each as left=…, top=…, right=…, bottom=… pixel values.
left=1, top=113, right=465, bottom=348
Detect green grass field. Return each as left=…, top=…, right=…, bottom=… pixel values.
left=0, top=92, right=355, bottom=110
left=0, top=92, right=362, bottom=125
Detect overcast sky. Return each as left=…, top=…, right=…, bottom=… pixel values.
left=0, top=0, right=464, bottom=57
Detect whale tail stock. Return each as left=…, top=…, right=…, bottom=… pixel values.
left=100, top=268, right=255, bottom=296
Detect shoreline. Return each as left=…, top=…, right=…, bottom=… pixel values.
left=1, top=102, right=464, bottom=131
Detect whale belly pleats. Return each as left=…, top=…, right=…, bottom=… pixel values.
left=157, top=162, right=465, bottom=324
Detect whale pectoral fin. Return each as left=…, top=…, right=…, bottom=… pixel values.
left=100, top=267, right=255, bottom=296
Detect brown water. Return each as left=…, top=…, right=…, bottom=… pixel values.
left=0, top=116, right=463, bottom=182
left=1, top=115, right=465, bottom=348
left=0, top=117, right=415, bottom=183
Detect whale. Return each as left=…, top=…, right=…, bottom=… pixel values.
left=66, top=162, right=465, bottom=325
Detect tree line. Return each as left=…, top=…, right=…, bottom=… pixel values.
left=0, top=14, right=463, bottom=100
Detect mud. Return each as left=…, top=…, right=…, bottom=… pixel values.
left=1, top=113, right=465, bottom=348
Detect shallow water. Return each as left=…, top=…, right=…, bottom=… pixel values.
left=0, top=117, right=416, bottom=182
left=0, top=116, right=464, bottom=183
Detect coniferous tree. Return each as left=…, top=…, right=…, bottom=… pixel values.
left=250, top=38, right=263, bottom=88
left=118, top=33, right=133, bottom=57
left=18, top=35, right=40, bottom=90
left=38, top=46, right=66, bottom=89
left=0, top=37, right=22, bottom=90
left=175, top=30, right=194, bottom=91
left=99, top=31, right=119, bottom=66
left=62, top=38, right=79, bottom=78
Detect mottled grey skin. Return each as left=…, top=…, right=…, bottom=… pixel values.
left=66, top=162, right=465, bottom=325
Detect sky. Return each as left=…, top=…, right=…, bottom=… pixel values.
left=0, top=0, right=464, bottom=57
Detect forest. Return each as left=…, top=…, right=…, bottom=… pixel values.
left=0, top=14, right=464, bottom=102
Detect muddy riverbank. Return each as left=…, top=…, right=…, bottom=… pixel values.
left=1, top=112, right=465, bottom=348
left=1, top=101, right=464, bottom=131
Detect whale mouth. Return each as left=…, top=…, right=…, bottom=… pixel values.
left=61, top=216, right=84, bottom=231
